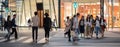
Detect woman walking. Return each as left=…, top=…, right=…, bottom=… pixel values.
left=85, top=15, right=91, bottom=38
left=64, top=16, right=71, bottom=42
left=95, top=16, right=101, bottom=39
left=90, top=15, right=95, bottom=38
left=79, top=16, right=85, bottom=38
left=100, top=16, right=106, bottom=38
left=43, top=13, right=52, bottom=42
left=5, top=15, right=12, bottom=41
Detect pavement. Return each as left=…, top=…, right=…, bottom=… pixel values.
left=0, top=27, right=58, bottom=47
left=0, top=28, right=120, bottom=47
left=43, top=28, right=120, bottom=47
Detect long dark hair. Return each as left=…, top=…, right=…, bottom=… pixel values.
left=7, top=15, right=11, bottom=21
left=86, top=15, right=90, bottom=22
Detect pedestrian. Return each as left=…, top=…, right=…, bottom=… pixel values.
left=79, top=16, right=85, bottom=38
left=52, top=19, right=57, bottom=31
left=100, top=16, right=106, bottom=38
left=72, top=13, right=80, bottom=43
left=64, top=16, right=71, bottom=42
left=28, top=19, right=32, bottom=27
left=64, top=17, right=69, bottom=37
left=43, top=13, right=52, bottom=42
left=31, top=11, right=40, bottom=43
left=8, top=14, right=18, bottom=40
left=90, top=15, right=95, bottom=38
left=4, top=15, right=12, bottom=41
left=95, top=16, right=101, bottom=39
left=85, top=15, right=91, bottom=39
left=27, top=19, right=32, bottom=29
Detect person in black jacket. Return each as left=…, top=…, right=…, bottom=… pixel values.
left=8, top=14, right=18, bottom=39
left=79, top=16, right=85, bottom=38
left=4, top=15, right=12, bottom=41
left=43, top=13, right=52, bottom=42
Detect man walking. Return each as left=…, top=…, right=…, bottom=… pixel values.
left=31, top=11, right=39, bottom=43
left=72, top=13, right=80, bottom=42
left=8, top=14, right=18, bottom=40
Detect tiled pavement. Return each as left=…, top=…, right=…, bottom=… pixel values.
left=43, top=29, right=120, bottom=47
left=0, top=28, right=57, bottom=47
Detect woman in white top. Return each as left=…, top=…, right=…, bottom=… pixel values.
left=95, top=16, right=101, bottom=39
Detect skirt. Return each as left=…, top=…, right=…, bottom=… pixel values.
left=80, top=26, right=84, bottom=33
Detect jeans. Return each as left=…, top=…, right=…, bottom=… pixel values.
left=95, top=26, right=101, bottom=37
left=5, top=27, right=11, bottom=40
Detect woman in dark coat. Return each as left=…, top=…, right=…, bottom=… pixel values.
left=5, top=15, right=12, bottom=41
left=43, top=13, right=52, bottom=42
left=79, top=16, right=85, bottom=38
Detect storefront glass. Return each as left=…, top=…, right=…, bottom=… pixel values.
left=61, top=0, right=120, bottom=28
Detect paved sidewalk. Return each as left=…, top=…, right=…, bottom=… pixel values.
left=43, top=30, right=120, bottom=47
left=0, top=28, right=58, bottom=47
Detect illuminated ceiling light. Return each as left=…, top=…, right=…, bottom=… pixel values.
left=88, top=11, right=90, bottom=14
left=93, top=8, right=96, bottom=10
left=96, top=2, right=100, bottom=4
left=117, top=12, right=119, bottom=14
left=93, top=11, right=96, bottom=14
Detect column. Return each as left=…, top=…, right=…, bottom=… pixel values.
left=58, top=0, right=61, bottom=28
left=100, top=0, right=104, bottom=18
left=111, top=0, right=114, bottom=28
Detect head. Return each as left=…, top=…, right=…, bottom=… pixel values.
left=34, top=11, right=38, bottom=16
left=100, top=16, right=104, bottom=19
left=81, top=16, right=84, bottom=20
left=86, top=15, right=90, bottom=19
left=90, top=15, right=93, bottom=19
left=44, top=13, right=49, bottom=17
left=66, top=16, right=69, bottom=20
left=76, top=13, right=80, bottom=17
left=13, top=14, right=16, bottom=18
left=73, top=15, right=76, bottom=17
left=96, top=16, right=99, bottom=20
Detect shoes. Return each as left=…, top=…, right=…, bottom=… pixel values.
left=33, top=40, right=37, bottom=43
left=45, top=38, right=49, bottom=42
left=96, top=37, right=99, bottom=39
left=15, top=37, right=18, bottom=40
left=64, top=34, right=67, bottom=38
left=68, top=40, right=71, bottom=42
left=6, top=39, right=10, bottom=41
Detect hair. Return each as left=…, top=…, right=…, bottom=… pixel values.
left=13, top=14, right=16, bottom=17
left=96, top=16, right=99, bottom=20
left=34, top=11, right=38, bottom=15
left=66, top=16, right=69, bottom=19
left=77, top=13, right=80, bottom=16
left=73, top=15, right=76, bottom=17
left=90, top=15, right=93, bottom=18
left=81, top=16, right=84, bottom=21
left=81, top=16, right=84, bottom=19
left=86, top=15, right=90, bottom=22
left=7, top=15, right=10, bottom=21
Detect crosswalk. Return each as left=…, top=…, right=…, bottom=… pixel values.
left=43, top=31, right=120, bottom=47
left=0, top=36, right=46, bottom=43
